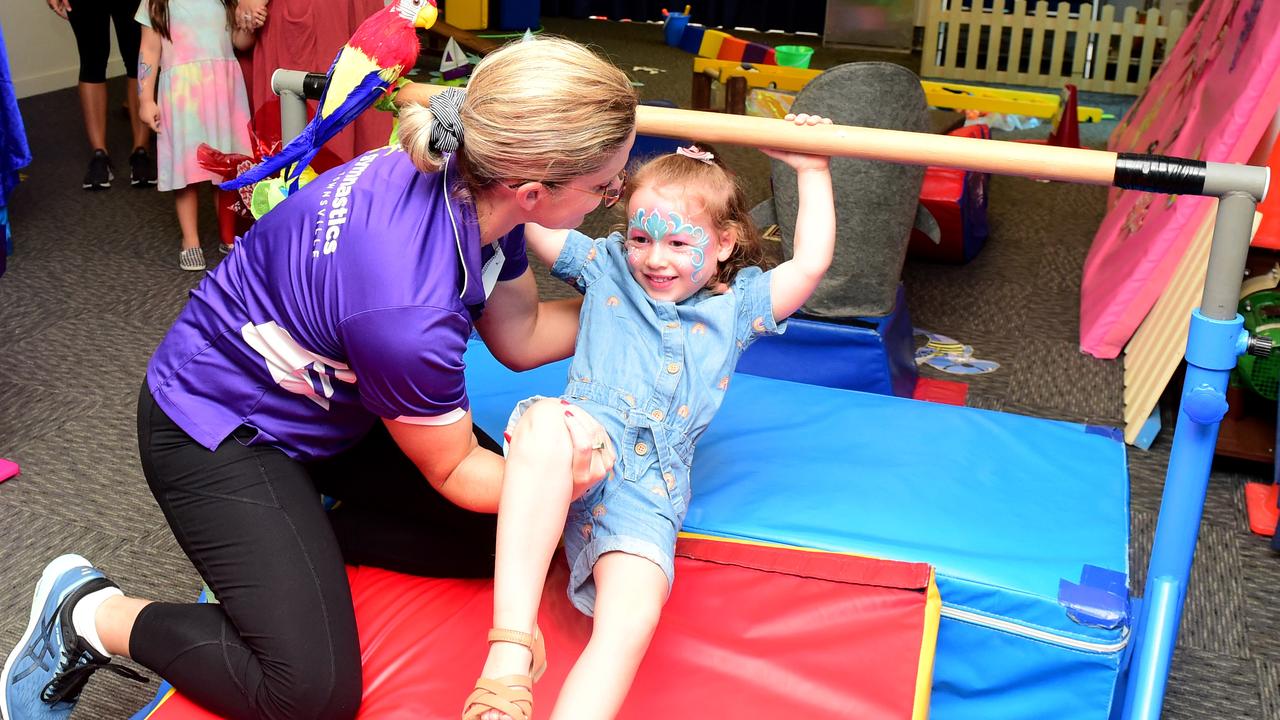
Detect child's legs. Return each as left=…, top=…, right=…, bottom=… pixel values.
left=550, top=552, right=668, bottom=720
left=174, top=185, right=200, bottom=248
left=483, top=399, right=578, bottom=677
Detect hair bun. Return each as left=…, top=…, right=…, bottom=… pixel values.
left=427, top=88, right=466, bottom=155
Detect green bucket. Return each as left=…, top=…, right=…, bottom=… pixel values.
left=774, top=44, right=814, bottom=69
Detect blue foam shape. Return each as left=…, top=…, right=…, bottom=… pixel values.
left=677, top=25, right=706, bottom=55
left=737, top=284, right=917, bottom=397
left=1133, top=406, right=1162, bottom=450
left=464, top=339, right=1130, bottom=719
left=464, top=339, right=1129, bottom=641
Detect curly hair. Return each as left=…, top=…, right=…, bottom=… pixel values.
left=622, top=145, right=771, bottom=289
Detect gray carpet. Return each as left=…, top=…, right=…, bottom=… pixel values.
left=1, top=16, right=1278, bottom=719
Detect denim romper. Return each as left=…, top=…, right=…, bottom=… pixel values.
left=513, top=230, right=784, bottom=616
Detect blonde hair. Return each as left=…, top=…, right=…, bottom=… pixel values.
left=624, top=146, right=771, bottom=288
left=398, top=36, right=637, bottom=188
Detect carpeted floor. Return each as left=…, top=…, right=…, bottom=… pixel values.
left=1, top=16, right=1278, bottom=719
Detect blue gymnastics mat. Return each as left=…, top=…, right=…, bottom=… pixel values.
left=464, top=339, right=1131, bottom=719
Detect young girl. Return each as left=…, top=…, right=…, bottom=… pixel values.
left=464, top=114, right=835, bottom=720
left=136, top=0, right=255, bottom=270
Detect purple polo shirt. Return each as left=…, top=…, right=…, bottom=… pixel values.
left=146, top=149, right=528, bottom=461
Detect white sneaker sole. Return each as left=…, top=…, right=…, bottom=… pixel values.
left=0, top=554, right=94, bottom=720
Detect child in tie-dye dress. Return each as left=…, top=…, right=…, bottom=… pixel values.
left=464, top=114, right=836, bottom=720
left=136, top=0, right=255, bottom=271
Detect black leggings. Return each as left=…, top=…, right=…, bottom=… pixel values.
left=131, top=385, right=499, bottom=720
left=67, top=0, right=140, bottom=83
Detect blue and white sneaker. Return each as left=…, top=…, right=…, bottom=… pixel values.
left=1, top=555, right=146, bottom=720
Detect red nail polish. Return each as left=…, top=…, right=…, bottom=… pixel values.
left=560, top=399, right=570, bottom=405
left=503, top=432, right=512, bottom=442
left=564, top=410, right=573, bottom=417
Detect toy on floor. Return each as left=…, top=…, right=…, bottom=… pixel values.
left=908, top=124, right=992, bottom=263
left=438, top=37, right=474, bottom=82
left=0, top=458, right=18, bottom=484
left=662, top=8, right=780, bottom=64
left=1244, top=482, right=1278, bottom=538
left=914, top=329, right=1000, bottom=375
left=222, top=0, right=439, bottom=191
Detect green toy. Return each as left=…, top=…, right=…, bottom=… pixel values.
left=1236, top=288, right=1280, bottom=400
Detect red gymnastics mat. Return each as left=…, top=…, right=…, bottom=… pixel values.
left=134, top=537, right=939, bottom=719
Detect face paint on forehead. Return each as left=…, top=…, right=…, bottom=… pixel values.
left=629, top=208, right=713, bottom=281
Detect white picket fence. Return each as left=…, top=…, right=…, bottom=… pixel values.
left=921, top=1, right=1188, bottom=94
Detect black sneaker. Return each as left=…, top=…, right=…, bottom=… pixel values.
left=82, top=150, right=112, bottom=191
left=129, top=147, right=157, bottom=187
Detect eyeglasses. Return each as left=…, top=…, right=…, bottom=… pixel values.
left=507, top=170, right=627, bottom=209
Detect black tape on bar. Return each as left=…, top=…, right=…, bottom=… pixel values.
left=1113, top=153, right=1207, bottom=195
left=302, top=73, right=329, bottom=101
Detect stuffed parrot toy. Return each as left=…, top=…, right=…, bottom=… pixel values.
left=221, top=0, right=438, bottom=191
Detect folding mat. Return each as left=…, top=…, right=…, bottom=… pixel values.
left=134, top=537, right=938, bottom=719
left=137, top=337, right=1128, bottom=718
left=458, top=340, right=1132, bottom=719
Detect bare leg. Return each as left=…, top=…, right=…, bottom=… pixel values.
left=125, top=87, right=149, bottom=151
left=549, top=552, right=667, bottom=720
left=96, top=596, right=153, bottom=658
left=473, top=398, right=577, bottom=720
left=78, top=81, right=108, bottom=151
left=174, top=185, right=201, bottom=249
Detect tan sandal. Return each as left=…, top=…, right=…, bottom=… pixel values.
left=462, top=628, right=547, bottom=720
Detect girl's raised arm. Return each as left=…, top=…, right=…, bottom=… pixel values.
left=763, top=114, right=836, bottom=321
left=523, top=222, right=572, bottom=268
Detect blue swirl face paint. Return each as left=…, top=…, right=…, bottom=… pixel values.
left=627, top=208, right=712, bottom=282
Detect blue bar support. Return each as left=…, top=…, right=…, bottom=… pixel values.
left=1122, top=189, right=1261, bottom=719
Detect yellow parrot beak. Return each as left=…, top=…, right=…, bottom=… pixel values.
left=414, top=3, right=438, bottom=30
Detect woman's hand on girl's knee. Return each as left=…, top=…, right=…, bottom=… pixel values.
left=561, top=401, right=616, bottom=495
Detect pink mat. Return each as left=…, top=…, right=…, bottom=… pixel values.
left=1079, top=0, right=1280, bottom=358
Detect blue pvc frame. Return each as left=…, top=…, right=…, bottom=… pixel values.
left=1122, top=311, right=1249, bottom=719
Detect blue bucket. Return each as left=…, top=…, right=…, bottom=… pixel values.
left=664, top=13, right=689, bottom=47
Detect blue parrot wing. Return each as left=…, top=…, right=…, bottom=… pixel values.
left=221, top=67, right=388, bottom=191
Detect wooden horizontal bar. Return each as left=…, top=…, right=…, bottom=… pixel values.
left=394, top=82, right=1119, bottom=186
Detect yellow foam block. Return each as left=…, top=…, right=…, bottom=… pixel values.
left=698, top=29, right=732, bottom=59
left=693, top=56, right=819, bottom=93
left=692, top=58, right=1104, bottom=123
left=922, top=80, right=1104, bottom=123
left=445, top=0, right=488, bottom=30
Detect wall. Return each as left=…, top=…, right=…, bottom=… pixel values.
left=1, top=3, right=126, bottom=99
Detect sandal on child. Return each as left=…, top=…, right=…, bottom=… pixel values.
left=462, top=627, right=547, bottom=720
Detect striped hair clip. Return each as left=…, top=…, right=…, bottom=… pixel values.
left=675, top=145, right=715, bottom=165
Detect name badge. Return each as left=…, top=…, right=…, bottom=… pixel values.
left=481, top=243, right=505, bottom=299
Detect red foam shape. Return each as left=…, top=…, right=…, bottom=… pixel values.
left=1252, top=137, right=1280, bottom=250
left=912, top=377, right=969, bottom=406
left=1244, top=482, right=1279, bottom=537
left=0, top=458, right=18, bottom=483
left=139, top=538, right=934, bottom=719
